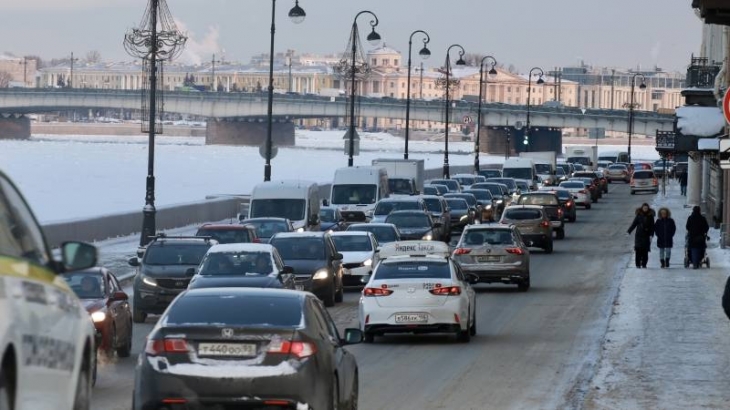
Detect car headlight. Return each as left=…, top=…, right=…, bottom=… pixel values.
left=362, top=258, right=372, bottom=267
left=312, top=269, right=329, bottom=280
left=486, top=205, right=492, bottom=210
left=422, top=233, right=433, bottom=240
left=365, top=210, right=374, bottom=217
left=460, top=215, right=469, bottom=221
left=296, top=227, right=305, bottom=233
left=141, top=275, right=157, bottom=287
left=497, top=200, right=503, bottom=204
left=91, top=311, right=106, bottom=323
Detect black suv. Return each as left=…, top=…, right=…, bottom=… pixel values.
left=269, top=232, right=344, bottom=307
left=128, top=235, right=216, bottom=323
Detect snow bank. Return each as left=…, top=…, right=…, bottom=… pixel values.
left=676, top=106, right=726, bottom=137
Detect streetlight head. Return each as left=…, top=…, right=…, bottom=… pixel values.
left=488, top=67, right=498, bottom=77
left=288, top=1, right=306, bottom=24
left=455, top=57, right=466, bottom=66
left=419, top=46, right=431, bottom=60
left=536, top=77, right=545, bottom=85
left=367, top=29, right=382, bottom=46
left=639, top=83, right=647, bottom=90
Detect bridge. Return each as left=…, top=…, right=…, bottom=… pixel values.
left=0, top=89, right=674, bottom=143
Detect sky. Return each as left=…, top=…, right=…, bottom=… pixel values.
left=1, top=0, right=704, bottom=73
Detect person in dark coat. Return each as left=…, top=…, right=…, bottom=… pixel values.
left=685, top=205, right=709, bottom=268
left=627, top=203, right=655, bottom=268
left=722, top=276, right=730, bottom=320
left=679, top=171, right=688, bottom=196
left=654, top=207, right=676, bottom=268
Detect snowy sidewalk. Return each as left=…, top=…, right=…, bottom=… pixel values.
left=584, top=180, right=730, bottom=409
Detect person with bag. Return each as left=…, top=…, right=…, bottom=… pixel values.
left=627, top=203, right=655, bottom=268
left=685, top=205, right=709, bottom=269
left=654, top=207, right=676, bottom=268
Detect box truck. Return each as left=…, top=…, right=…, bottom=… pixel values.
left=519, top=151, right=557, bottom=185
left=371, top=158, right=425, bottom=196
left=565, top=146, right=598, bottom=170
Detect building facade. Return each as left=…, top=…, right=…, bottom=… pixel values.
left=0, top=54, right=38, bottom=87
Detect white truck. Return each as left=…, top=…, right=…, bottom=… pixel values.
left=565, top=146, right=597, bottom=170
left=249, top=180, right=322, bottom=231
left=329, top=166, right=389, bottom=223
left=371, top=158, right=425, bottom=196
left=502, top=157, right=537, bottom=189
left=519, top=151, right=557, bottom=186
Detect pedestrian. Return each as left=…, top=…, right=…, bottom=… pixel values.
left=679, top=171, right=688, bottom=196
left=654, top=207, right=676, bottom=268
left=685, top=205, right=709, bottom=269
left=722, top=276, right=730, bottom=320
left=627, top=203, right=655, bottom=268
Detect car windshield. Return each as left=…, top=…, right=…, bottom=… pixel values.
left=430, top=180, right=459, bottom=192
left=385, top=213, right=430, bottom=228
left=446, top=199, right=468, bottom=210
left=242, top=220, right=290, bottom=238
left=464, top=190, right=493, bottom=201
left=196, top=228, right=251, bottom=244
left=573, top=164, right=585, bottom=171
left=348, top=226, right=398, bottom=244
left=430, top=185, right=449, bottom=194
left=504, top=209, right=543, bottom=220
left=143, top=244, right=210, bottom=266
left=515, top=181, right=529, bottom=191
left=557, top=164, right=572, bottom=173
left=518, top=195, right=558, bottom=206
left=332, top=235, right=372, bottom=252
left=199, top=251, right=273, bottom=276
left=374, top=201, right=420, bottom=215
left=388, top=179, right=413, bottom=195
left=270, top=237, right=325, bottom=261
left=567, top=157, right=592, bottom=166
left=462, top=230, right=515, bottom=246
left=374, top=261, right=450, bottom=280
left=319, top=209, right=337, bottom=223
left=249, top=199, right=306, bottom=221
left=446, top=194, right=476, bottom=207
left=64, top=272, right=105, bottom=299
left=422, top=186, right=439, bottom=196
left=535, top=164, right=552, bottom=174
left=634, top=171, right=654, bottom=179
left=165, top=294, right=302, bottom=327
left=422, top=197, right=443, bottom=212
left=332, top=184, right=377, bottom=205
left=501, top=168, right=532, bottom=180
left=556, top=168, right=566, bottom=176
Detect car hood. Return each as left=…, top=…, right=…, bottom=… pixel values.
left=142, top=264, right=198, bottom=278
left=81, top=299, right=105, bottom=313
left=283, top=259, right=327, bottom=275
left=340, top=251, right=373, bottom=264
left=189, top=275, right=282, bottom=289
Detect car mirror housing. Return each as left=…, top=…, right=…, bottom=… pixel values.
left=110, top=290, right=128, bottom=302
left=282, top=265, right=294, bottom=274
left=61, top=241, right=98, bottom=272
left=335, top=252, right=344, bottom=260
left=343, top=328, right=364, bottom=345
left=128, top=257, right=140, bottom=267
left=466, top=273, right=480, bottom=284
left=185, top=268, right=196, bottom=277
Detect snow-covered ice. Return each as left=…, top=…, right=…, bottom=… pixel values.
left=676, top=106, right=726, bottom=137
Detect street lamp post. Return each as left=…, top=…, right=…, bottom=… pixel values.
left=475, top=55, right=497, bottom=173
left=524, top=67, right=545, bottom=152
left=211, top=54, right=221, bottom=91
left=442, top=44, right=466, bottom=179
left=627, top=73, right=647, bottom=163
left=264, top=0, right=306, bottom=182
left=18, top=57, right=29, bottom=87
left=404, top=30, right=431, bottom=160
left=69, top=52, right=78, bottom=88
left=346, top=11, right=381, bottom=167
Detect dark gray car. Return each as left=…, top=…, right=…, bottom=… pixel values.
left=420, top=195, right=452, bottom=241
left=385, top=210, right=443, bottom=241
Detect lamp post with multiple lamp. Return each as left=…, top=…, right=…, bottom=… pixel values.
left=523, top=67, right=545, bottom=152
left=442, top=44, right=466, bottom=179
left=626, top=73, right=647, bottom=163
left=404, top=30, right=431, bottom=160
left=264, top=0, right=306, bottom=182
left=475, top=55, right=498, bottom=172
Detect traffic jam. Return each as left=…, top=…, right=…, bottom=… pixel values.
left=0, top=148, right=669, bottom=410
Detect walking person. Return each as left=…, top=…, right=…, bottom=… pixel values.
left=679, top=171, right=688, bottom=196
left=685, top=205, right=709, bottom=269
left=627, top=203, right=655, bottom=268
left=654, top=207, right=676, bottom=268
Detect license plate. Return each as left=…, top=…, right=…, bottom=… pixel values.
left=198, top=343, right=257, bottom=357
left=394, top=313, right=428, bottom=324
left=477, top=256, right=501, bottom=262
left=295, top=284, right=304, bottom=291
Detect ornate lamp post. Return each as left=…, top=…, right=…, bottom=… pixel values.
left=626, top=73, right=647, bottom=163
left=475, top=55, right=497, bottom=172
left=264, top=0, right=306, bottom=182
left=404, top=30, right=431, bottom=160
left=524, top=67, right=545, bottom=152
left=442, top=44, right=466, bottom=178
left=124, top=0, right=187, bottom=246
left=335, top=11, right=382, bottom=167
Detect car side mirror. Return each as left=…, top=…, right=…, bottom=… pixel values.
left=128, top=257, right=140, bottom=267
left=322, top=199, right=329, bottom=206
left=185, top=268, right=196, bottom=277
left=465, top=273, right=480, bottom=284
left=433, top=222, right=443, bottom=228
left=342, top=328, right=364, bottom=345
left=61, top=241, right=98, bottom=272
left=282, top=265, right=294, bottom=274
left=334, top=252, right=344, bottom=260
left=110, top=290, right=128, bottom=302
left=309, top=214, right=320, bottom=225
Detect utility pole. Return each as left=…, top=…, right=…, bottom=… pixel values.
left=419, top=62, right=424, bottom=99
left=287, top=49, right=294, bottom=93
left=69, top=52, right=79, bottom=88
left=610, top=69, right=615, bottom=109
left=19, top=57, right=29, bottom=87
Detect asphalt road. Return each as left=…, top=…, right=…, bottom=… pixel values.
left=90, top=183, right=647, bottom=410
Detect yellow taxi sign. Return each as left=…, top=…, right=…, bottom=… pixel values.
left=378, top=241, right=451, bottom=259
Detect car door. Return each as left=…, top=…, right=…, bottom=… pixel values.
left=107, top=271, right=131, bottom=342
left=312, top=298, right=356, bottom=403
left=326, top=237, right=343, bottom=287
left=451, top=262, right=474, bottom=324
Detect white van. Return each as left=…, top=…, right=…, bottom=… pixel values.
left=248, top=180, right=321, bottom=231
left=502, top=158, right=537, bottom=188
left=330, top=166, right=389, bottom=222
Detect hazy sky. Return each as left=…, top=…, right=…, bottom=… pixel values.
left=2, top=0, right=703, bottom=72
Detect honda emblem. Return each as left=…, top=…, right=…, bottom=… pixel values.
left=407, top=287, right=416, bottom=293
left=221, top=328, right=234, bottom=338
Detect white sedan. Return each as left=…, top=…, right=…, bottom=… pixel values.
left=559, top=180, right=591, bottom=209
left=331, top=231, right=379, bottom=287
left=358, top=241, right=478, bottom=343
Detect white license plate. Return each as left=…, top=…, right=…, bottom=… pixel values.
left=295, top=284, right=304, bottom=291
left=394, top=313, right=428, bottom=324
left=198, top=343, right=257, bottom=357
left=477, top=256, right=501, bottom=262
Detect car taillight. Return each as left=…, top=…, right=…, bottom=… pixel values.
left=558, top=208, right=563, bottom=216
left=145, top=338, right=189, bottom=356
left=268, top=340, right=317, bottom=359
left=653, top=178, right=658, bottom=185
left=566, top=201, right=573, bottom=207
left=364, top=287, right=394, bottom=297
left=540, top=220, right=550, bottom=228
left=252, top=238, right=261, bottom=243
left=429, top=286, right=461, bottom=296
left=453, top=248, right=471, bottom=255
left=505, top=247, right=524, bottom=255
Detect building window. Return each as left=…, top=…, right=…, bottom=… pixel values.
left=394, top=59, right=399, bottom=66
left=401, top=82, right=405, bottom=88
left=390, top=82, right=395, bottom=88
left=383, top=59, right=389, bottom=66
left=507, top=87, right=512, bottom=92
left=372, top=58, right=377, bottom=66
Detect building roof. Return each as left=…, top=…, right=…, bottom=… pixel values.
left=367, top=43, right=402, bottom=56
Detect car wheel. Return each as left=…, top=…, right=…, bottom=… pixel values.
left=556, top=229, right=565, bottom=240
left=348, top=372, right=359, bottom=410
left=116, top=325, right=132, bottom=358
left=330, top=376, right=340, bottom=410
left=363, top=332, right=375, bottom=344
left=585, top=203, right=591, bottom=210
left=132, top=305, right=147, bottom=324
left=518, top=277, right=530, bottom=292
left=91, top=349, right=97, bottom=387
left=544, top=240, right=554, bottom=254
left=457, top=319, right=471, bottom=343
left=469, top=308, right=477, bottom=336
left=569, top=215, right=576, bottom=223
left=334, top=278, right=344, bottom=303
left=0, top=364, right=14, bottom=410
left=630, top=190, right=635, bottom=195
left=73, top=354, right=92, bottom=410
left=608, top=180, right=612, bottom=184
left=323, top=282, right=336, bottom=307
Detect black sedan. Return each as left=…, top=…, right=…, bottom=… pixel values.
left=133, top=288, right=363, bottom=410
left=64, top=268, right=133, bottom=358
left=240, top=217, right=295, bottom=243
left=319, top=206, right=347, bottom=232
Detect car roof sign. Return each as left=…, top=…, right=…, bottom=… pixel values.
left=379, top=241, right=451, bottom=259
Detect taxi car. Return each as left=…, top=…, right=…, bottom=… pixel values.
left=359, top=241, right=478, bottom=343
left=0, top=170, right=99, bottom=410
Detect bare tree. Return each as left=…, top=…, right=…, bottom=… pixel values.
left=0, top=71, right=12, bottom=88
left=85, top=50, right=102, bottom=64
left=507, top=64, right=518, bottom=74
left=462, top=53, right=486, bottom=67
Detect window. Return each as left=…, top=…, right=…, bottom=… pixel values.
left=382, top=59, right=389, bottom=66
left=394, top=59, right=399, bottom=66
left=0, top=176, right=49, bottom=265
left=401, top=82, right=405, bottom=88
left=371, top=58, right=377, bottom=66
left=390, top=82, right=395, bottom=88
left=507, top=87, right=512, bottom=92
left=167, top=294, right=304, bottom=327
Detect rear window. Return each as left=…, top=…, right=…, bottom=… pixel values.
left=196, top=228, right=251, bottom=244
left=270, top=237, right=325, bottom=261
left=634, top=171, right=655, bottom=179
left=609, top=165, right=627, bottom=170
left=464, top=190, right=493, bottom=200
left=166, top=294, right=302, bottom=327
left=422, top=198, right=443, bottom=212
left=332, top=235, right=372, bottom=252
left=374, top=261, right=451, bottom=280
left=504, top=209, right=542, bottom=220
left=431, top=180, right=459, bottom=191
left=518, top=195, right=558, bottom=206
left=462, top=229, right=515, bottom=246
left=347, top=226, right=398, bottom=244
left=560, top=182, right=584, bottom=189
left=422, top=186, right=439, bottom=195
left=446, top=194, right=476, bottom=207
left=143, top=243, right=211, bottom=266
left=552, top=190, right=571, bottom=200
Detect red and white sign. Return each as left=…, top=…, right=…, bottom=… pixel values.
left=723, top=88, right=730, bottom=124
